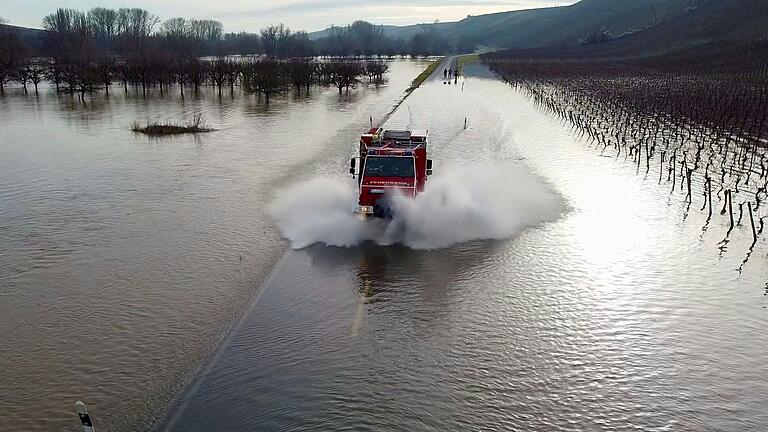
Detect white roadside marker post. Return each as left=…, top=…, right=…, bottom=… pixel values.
left=75, top=401, right=96, bottom=432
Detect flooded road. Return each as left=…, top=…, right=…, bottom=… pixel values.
left=2, top=58, right=767, bottom=431
left=0, top=59, right=431, bottom=432
left=155, top=63, right=768, bottom=431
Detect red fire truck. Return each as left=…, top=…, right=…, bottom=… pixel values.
left=349, top=127, right=433, bottom=218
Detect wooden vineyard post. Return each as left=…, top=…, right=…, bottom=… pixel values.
left=748, top=202, right=758, bottom=243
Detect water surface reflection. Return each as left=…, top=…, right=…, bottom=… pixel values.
left=156, top=66, right=768, bottom=431
left=0, top=59, right=430, bottom=432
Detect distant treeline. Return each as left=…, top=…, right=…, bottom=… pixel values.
left=0, top=42, right=391, bottom=102
left=1, top=7, right=469, bottom=59
left=1, top=8, right=455, bottom=99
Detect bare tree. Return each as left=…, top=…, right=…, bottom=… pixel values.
left=186, top=57, right=208, bottom=93
left=160, top=18, right=187, bottom=38
left=27, top=63, right=45, bottom=94
left=112, top=61, right=129, bottom=93
left=323, top=25, right=350, bottom=57
left=74, top=62, right=99, bottom=99
left=223, top=59, right=240, bottom=93
left=222, top=32, right=261, bottom=55
left=87, top=7, right=118, bottom=42
left=12, top=63, right=29, bottom=93
left=42, top=8, right=86, bottom=33
left=117, top=8, right=158, bottom=50
left=285, top=31, right=314, bottom=57
left=189, top=19, right=223, bottom=41
left=96, top=56, right=115, bottom=94
left=364, top=60, right=389, bottom=84
left=118, top=8, right=158, bottom=37
left=154, top=51, right=173, bottom=96
left=44, top=60, right=63, bottom=92
left=60, top=62, right=79, bottom=95
left=347, top=21, right=385, bottom=56
left=327, top=60, right=363, bottom=94
left=172, top=59, right=187, bottom=98
left=209, top=58, right=227, bottom=95
left=0, top=24, right=29, bottom=93
left=242, top=59, right=287, bottom=103
left=261, top=24, right=281, bottom=58
left=286, top=58, right=316, bottom=94
left=261, top=24, right=294, bottom=58
left=128, top=52, right=152, bottom=95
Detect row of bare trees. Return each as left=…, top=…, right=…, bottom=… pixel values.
left=240, top=58, right=388, bottom=101
left=5, top=6, right=474, bottom=66
left=1, top=7, right=397, bottom=100
left=2, top=54, right=389, bottom=101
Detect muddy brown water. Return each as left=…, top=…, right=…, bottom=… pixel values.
left=0, top=59, right=431, bottom=432
left=2, top=59, right=767, bottom=431
left=156, top=63, right=768, bottom=431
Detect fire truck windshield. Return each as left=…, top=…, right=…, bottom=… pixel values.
left=363, top=156, right=414, bottom=177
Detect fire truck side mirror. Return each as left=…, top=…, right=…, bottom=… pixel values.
left=426, top=159, right=433, bottom=170
left=349, top=158, right=356, bottom=175
left=427, top=169, right=433, bottom=176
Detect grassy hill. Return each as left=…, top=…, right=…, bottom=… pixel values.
left=485, top=0, right=768, bottom=60
left=310, top=0, right=703, bottom=49
left=308, top=22, right=453, bottom=41
left=8, top=0, right=765, bottom=56
left=0, top=24, right=47, bottom=53
left=454, top=0, right=697, bottom=48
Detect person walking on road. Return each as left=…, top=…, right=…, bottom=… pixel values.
left=454, top=68, right=458, bottom=84
left=443, top=68, right=447, bottom=79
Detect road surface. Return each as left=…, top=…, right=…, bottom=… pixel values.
left=151, top=59, right=768, bottom=432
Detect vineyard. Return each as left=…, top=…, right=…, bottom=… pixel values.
left=483, top=40, right=768, bottom=265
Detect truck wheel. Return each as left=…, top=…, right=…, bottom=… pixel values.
left=373, top=200, right=395, bottom=220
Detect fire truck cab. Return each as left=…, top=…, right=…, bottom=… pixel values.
left=350, top=127, right=432, bottom=218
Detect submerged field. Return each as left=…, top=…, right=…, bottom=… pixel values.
left=1, top=53, right=767, bottom=432
left=0, top=59, right=431, bottom=432
left=483, top=41, right=768, bottom=274
left=154, top=62, right=768, bottom=431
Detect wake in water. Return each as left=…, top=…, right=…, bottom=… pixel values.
left=269, top=163, right=565, bottom=249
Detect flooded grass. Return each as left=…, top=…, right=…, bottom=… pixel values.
left=457, top=53, right=480, bottom=73
left=411, top=57, right=443, bottom=88
left=131, top=114, right=216, bottom=135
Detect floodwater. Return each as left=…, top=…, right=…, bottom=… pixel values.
left=2, top=58, right=767, bottom=432
left=156, top=62, right=768, bottom=431
left=0, top=59, right=431, bottom=432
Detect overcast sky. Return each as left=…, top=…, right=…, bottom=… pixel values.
left=2, top=0, right=575, bottom=33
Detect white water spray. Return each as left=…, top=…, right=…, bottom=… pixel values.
left=269, top=163, right=565, bottom=250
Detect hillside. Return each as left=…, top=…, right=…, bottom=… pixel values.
left=0, top=24, right=47, bottom=52
left=452, top=0, right=696, bottom=48
left=310, top=0, right=701, bottom=49
left=485, top=0, right=768, bottom=60
left=308, top=23, right=452, bottom=41
left=7, top=0, right=765, bottom=56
